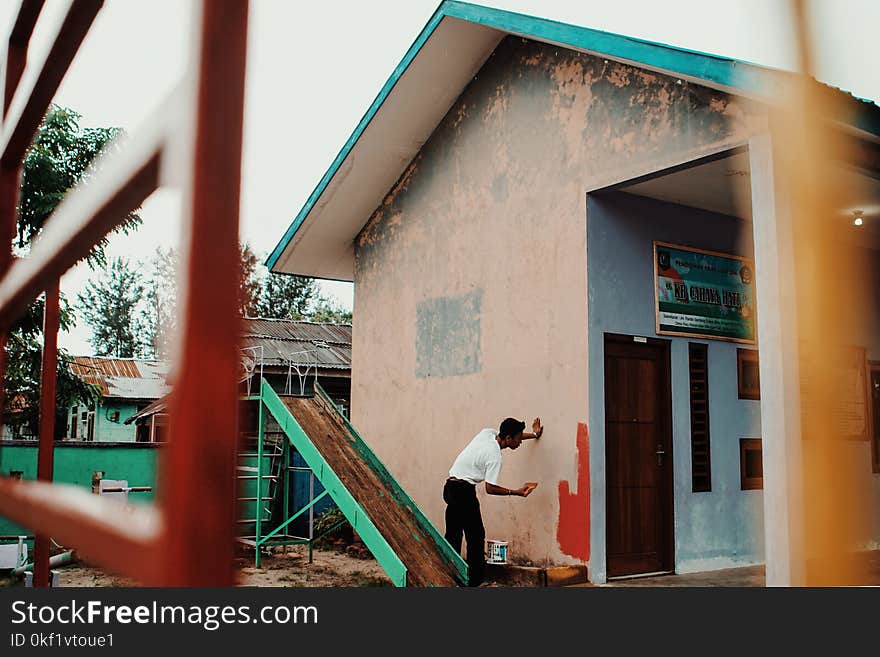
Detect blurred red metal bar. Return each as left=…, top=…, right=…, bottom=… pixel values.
left=1, top=0, right=102, bottom=166
left=0, top=0, right=249, bottom=586
left=2, top=0, right=44, bottom=116
left=0, top=128, right=162, bottom=331
left=33, top=279, right=59, bottom=587
left=162, top=0, right=249, bottom=586
left=0, top=478, right=163, bottom=582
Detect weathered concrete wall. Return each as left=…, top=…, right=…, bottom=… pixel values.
left=587, top=192, right=763, bottom=581
left=352, top=36, right=766, bottom=567
left=0, top=442, right=159, bottom=537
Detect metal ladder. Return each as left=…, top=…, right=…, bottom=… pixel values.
left=236, top=434, right=284, bottom=547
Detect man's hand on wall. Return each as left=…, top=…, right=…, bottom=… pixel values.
left=532, top=417, right=543, bottom=438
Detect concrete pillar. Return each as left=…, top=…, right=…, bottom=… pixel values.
left=748, top=133, right=806, bottom=586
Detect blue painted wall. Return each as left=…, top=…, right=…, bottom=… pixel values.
left=587, top=192, right=763, bottom=581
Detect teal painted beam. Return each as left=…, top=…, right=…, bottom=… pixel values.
left=257, top=489, right=329, bottom=546
left=260, top=380, right=408, bottom=587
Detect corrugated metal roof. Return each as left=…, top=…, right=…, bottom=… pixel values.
left=70, top=357, right=171, bottom=400
left=242, top=318, right=352, bottom=370
left=243, top=317, right=351, bottom=345
left=78, top=321, right=350, bottom=406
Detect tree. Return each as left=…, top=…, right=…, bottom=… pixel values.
left=77, top=257, right=148, bottom=358
left=239, top=243, right=263, bottom=317
left=4, top=106, right=140, bottom=437
left=17, top=106, right=140, bottom=265
left=307, top=297, right=353, bottom=324
left=142, top=247, right=178, bottom=359
left=3, top=296, right=97, bottom=439
left=238, top=243, right=320, bottom=320
left=252, top=270, right=318, bottom=320
left=137, top=245, right=341, bottom=359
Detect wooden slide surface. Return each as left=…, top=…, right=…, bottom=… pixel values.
left=281, top=395, right=459, bottom=587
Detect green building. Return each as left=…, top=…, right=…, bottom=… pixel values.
left=66, top=357, right=170, bottom=442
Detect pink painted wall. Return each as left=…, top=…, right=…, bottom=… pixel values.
left=351, top=36, right=765, bottom=567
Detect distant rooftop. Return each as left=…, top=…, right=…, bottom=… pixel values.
left=242, top=317, right=352, bottom=371
left=70, top=357, right=171, bottom=401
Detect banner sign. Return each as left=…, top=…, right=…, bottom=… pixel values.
left=654, top=241, right=756, bottom=343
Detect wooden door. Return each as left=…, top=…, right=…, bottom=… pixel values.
left=605, top=334, right=674, bottom=577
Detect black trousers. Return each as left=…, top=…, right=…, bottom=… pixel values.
left=443, top=479, right=485, bottom=587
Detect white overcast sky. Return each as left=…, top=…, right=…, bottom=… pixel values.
left=1, top=0, right=878, bottom=354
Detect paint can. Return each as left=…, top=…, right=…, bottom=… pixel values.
left=485, top=539, right=508, bottom=564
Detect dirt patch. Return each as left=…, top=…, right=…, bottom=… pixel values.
left=1, top=546, right=391, bottom=588
left=237, top=547, right=390, bottom=587
left=284, top=395, right=458, bottom=587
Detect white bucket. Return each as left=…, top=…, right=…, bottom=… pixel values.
left=486, top=539, right=508, bottom=564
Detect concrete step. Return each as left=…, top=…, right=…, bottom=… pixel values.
left=486, top=563, right=591, bottom=587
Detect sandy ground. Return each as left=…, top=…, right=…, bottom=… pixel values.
left=2, top=545, right=392, bottom=588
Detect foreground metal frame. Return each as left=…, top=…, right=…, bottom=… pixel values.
left=0, top=0, right=249, bottom=586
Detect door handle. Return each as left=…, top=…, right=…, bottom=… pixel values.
left=656, top=445, right=666, bottom=466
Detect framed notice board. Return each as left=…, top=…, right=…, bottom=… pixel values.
left=654, top=241, right=756, bottom=344
left=800, top=344, right=870, bottom=441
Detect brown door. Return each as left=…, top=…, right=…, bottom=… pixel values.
left=605, top=334, right=674, bottom=578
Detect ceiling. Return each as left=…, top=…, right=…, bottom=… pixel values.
left=623, top=151, right=880, bottom=249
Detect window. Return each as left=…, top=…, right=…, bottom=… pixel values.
left=740, top=438, right=763, bottom=490
left=689, top=343, right=711, bottom=492
left=737, top=348, right=760, bottom=400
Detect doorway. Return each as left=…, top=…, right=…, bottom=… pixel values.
left=604, top=333, right=674, bottom=577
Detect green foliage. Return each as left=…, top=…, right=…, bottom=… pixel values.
left=241, top=243, right=319, bottom=320
left=313, top=507, right=352, bottom=548
left=77, top=258, right=148, bottom=358
left=307, top=297, right=353, bottom=324
left=4, top=106, right=134, bottom=438
left=18, top=106, right=141, bottom=265
left=139, top=245, right=326, bottom=345
left=3, top=295, right=99, bottom=438
left=238, top=243, right=263, bottom=317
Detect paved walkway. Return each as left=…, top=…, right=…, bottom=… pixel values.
left=601, top=551, right=880, bottom=586
left=602, top=565, right=765, bottom=587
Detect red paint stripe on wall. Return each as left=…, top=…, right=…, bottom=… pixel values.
left=557, top=422, right=590, bottom=561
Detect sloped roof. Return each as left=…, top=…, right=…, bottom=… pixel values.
left=242, top=317, right=352, bottom=371
left=267, top=0, right=880, bottom=282
left=125, top=319, right=353, bottom=425
left=70, top=357, right=171, bottom=400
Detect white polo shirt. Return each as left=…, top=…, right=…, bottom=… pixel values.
left=449, top=428, right=503, bottom=485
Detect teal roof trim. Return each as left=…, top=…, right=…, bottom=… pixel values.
left=267, top=0, right=880, bottom=272
left=265, top=5, right=447, bottom=271
left=443, top=1, right=772, bottom=95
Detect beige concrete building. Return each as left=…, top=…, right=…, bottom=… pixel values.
left=269, top=1, right=880, bottom=583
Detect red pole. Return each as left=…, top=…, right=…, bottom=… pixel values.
left=162, top=0, right=248, bottom=585
left=33, top=280, right=59, bottom=587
